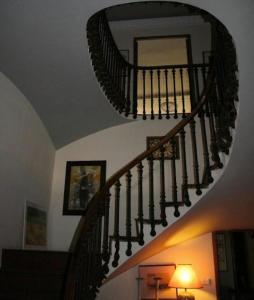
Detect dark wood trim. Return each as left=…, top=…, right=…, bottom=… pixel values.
left=212, top=232, right=220, bottom=300
left=134, top=34, right=192, bottom=67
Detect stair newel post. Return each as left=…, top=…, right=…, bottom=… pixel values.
left=180, top=129, right=191, bottom=207
left=133, top=67, right=138, bottom=118
left=126, top=170, right=132, bottom=256
left=102, top=189, right=111, bottom=275
left=164, top=69, right=170, bottom=119
left=157, top=69, right=162, bottom=119
left=150, top=70, right=154, bottom=119
left=179, top=68, right=186, bottom=118
left=159, top=145, right=167, bottom=226
left=125, top=66, right=131, bottom=116
left=112, top=179, right=121, bottom=267
left=148, top=155, right=156, bottom=236
left=142, top=69, right=147, bottom=120
left=189, top=119, right=202, bottom=195
left=170, top=137, right=180, bottom=217
left=172, top=68, right=178, bottom=119
left=137, top=162, right=144, bottom=245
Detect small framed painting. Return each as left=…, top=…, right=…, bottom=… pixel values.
left=23, top=201, right=47, bottom=249
left=146, top=136, right=180, bottom=160
left=138, top=264, right=177, bottom=300
left=63, top=160, right=106, bottom=215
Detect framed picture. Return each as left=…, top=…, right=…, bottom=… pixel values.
left=147, top=136, right=180, bottom=160
left=23, top=201, right=47, bottom=249
left=120, top=49, right=129, bottom=62
left=63, top=160, right=106, bottom=215
left=216, top=233, right=227, bottom=271
left=138, top=264, right=177, bottom=300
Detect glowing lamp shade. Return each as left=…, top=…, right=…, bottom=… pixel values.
left=169, top=265, right=202, bottom=300
left=169, top=264, right=202, bottom=289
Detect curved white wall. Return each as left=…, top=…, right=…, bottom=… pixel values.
left=0, top=73, right=55, bottom=261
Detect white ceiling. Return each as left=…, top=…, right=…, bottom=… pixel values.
left=0, top=0, right=131, bottom=148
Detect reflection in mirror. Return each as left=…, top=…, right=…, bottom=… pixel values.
left=214, top=231, right=254, bottom=300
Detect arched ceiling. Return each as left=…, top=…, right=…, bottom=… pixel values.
left=0, top=0, right=131, bottom=148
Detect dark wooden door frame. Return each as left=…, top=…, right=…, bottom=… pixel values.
left=133, top=34, right=194, bottom=114
left=133, top=34, right=193, bottom=67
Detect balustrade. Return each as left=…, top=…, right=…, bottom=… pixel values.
left=87, top=11, right=209, bottom=120
left=64, top=8, right=238, bottom=300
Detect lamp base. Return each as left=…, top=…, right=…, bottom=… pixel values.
left=177, top=291, right=195, bottom=300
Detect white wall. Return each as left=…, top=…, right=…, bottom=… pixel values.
left=0, top=73, right=55, bottom=262
left=98, top=232, right=217, bottom=300
left=109, top=15, right=211, bottom=64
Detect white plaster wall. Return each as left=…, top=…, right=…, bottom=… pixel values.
left=109, top=15, right=211, bottom=64
left=98, top=232, right=217, bottom=300
left=0, top=73, right=55, bottom=262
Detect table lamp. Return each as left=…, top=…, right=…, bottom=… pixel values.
left=169, top=264, right=202, bottom=300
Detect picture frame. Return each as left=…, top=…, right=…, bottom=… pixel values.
left=120, top=49, right=129, bottom=62
left=146, top=136, right=180, bottom=160
left=138, top=264, right=177, bottom=300
left=23, top=201, right=47, bottom=249
left=63, top=160, right=106, bottom=215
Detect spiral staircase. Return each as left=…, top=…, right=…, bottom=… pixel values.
left=63, top=5, right=238, bottom=300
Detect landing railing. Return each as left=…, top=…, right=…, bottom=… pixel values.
left=63, top=9, right=238, bottom=300
left=87, top=10, right=209, bottom=119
